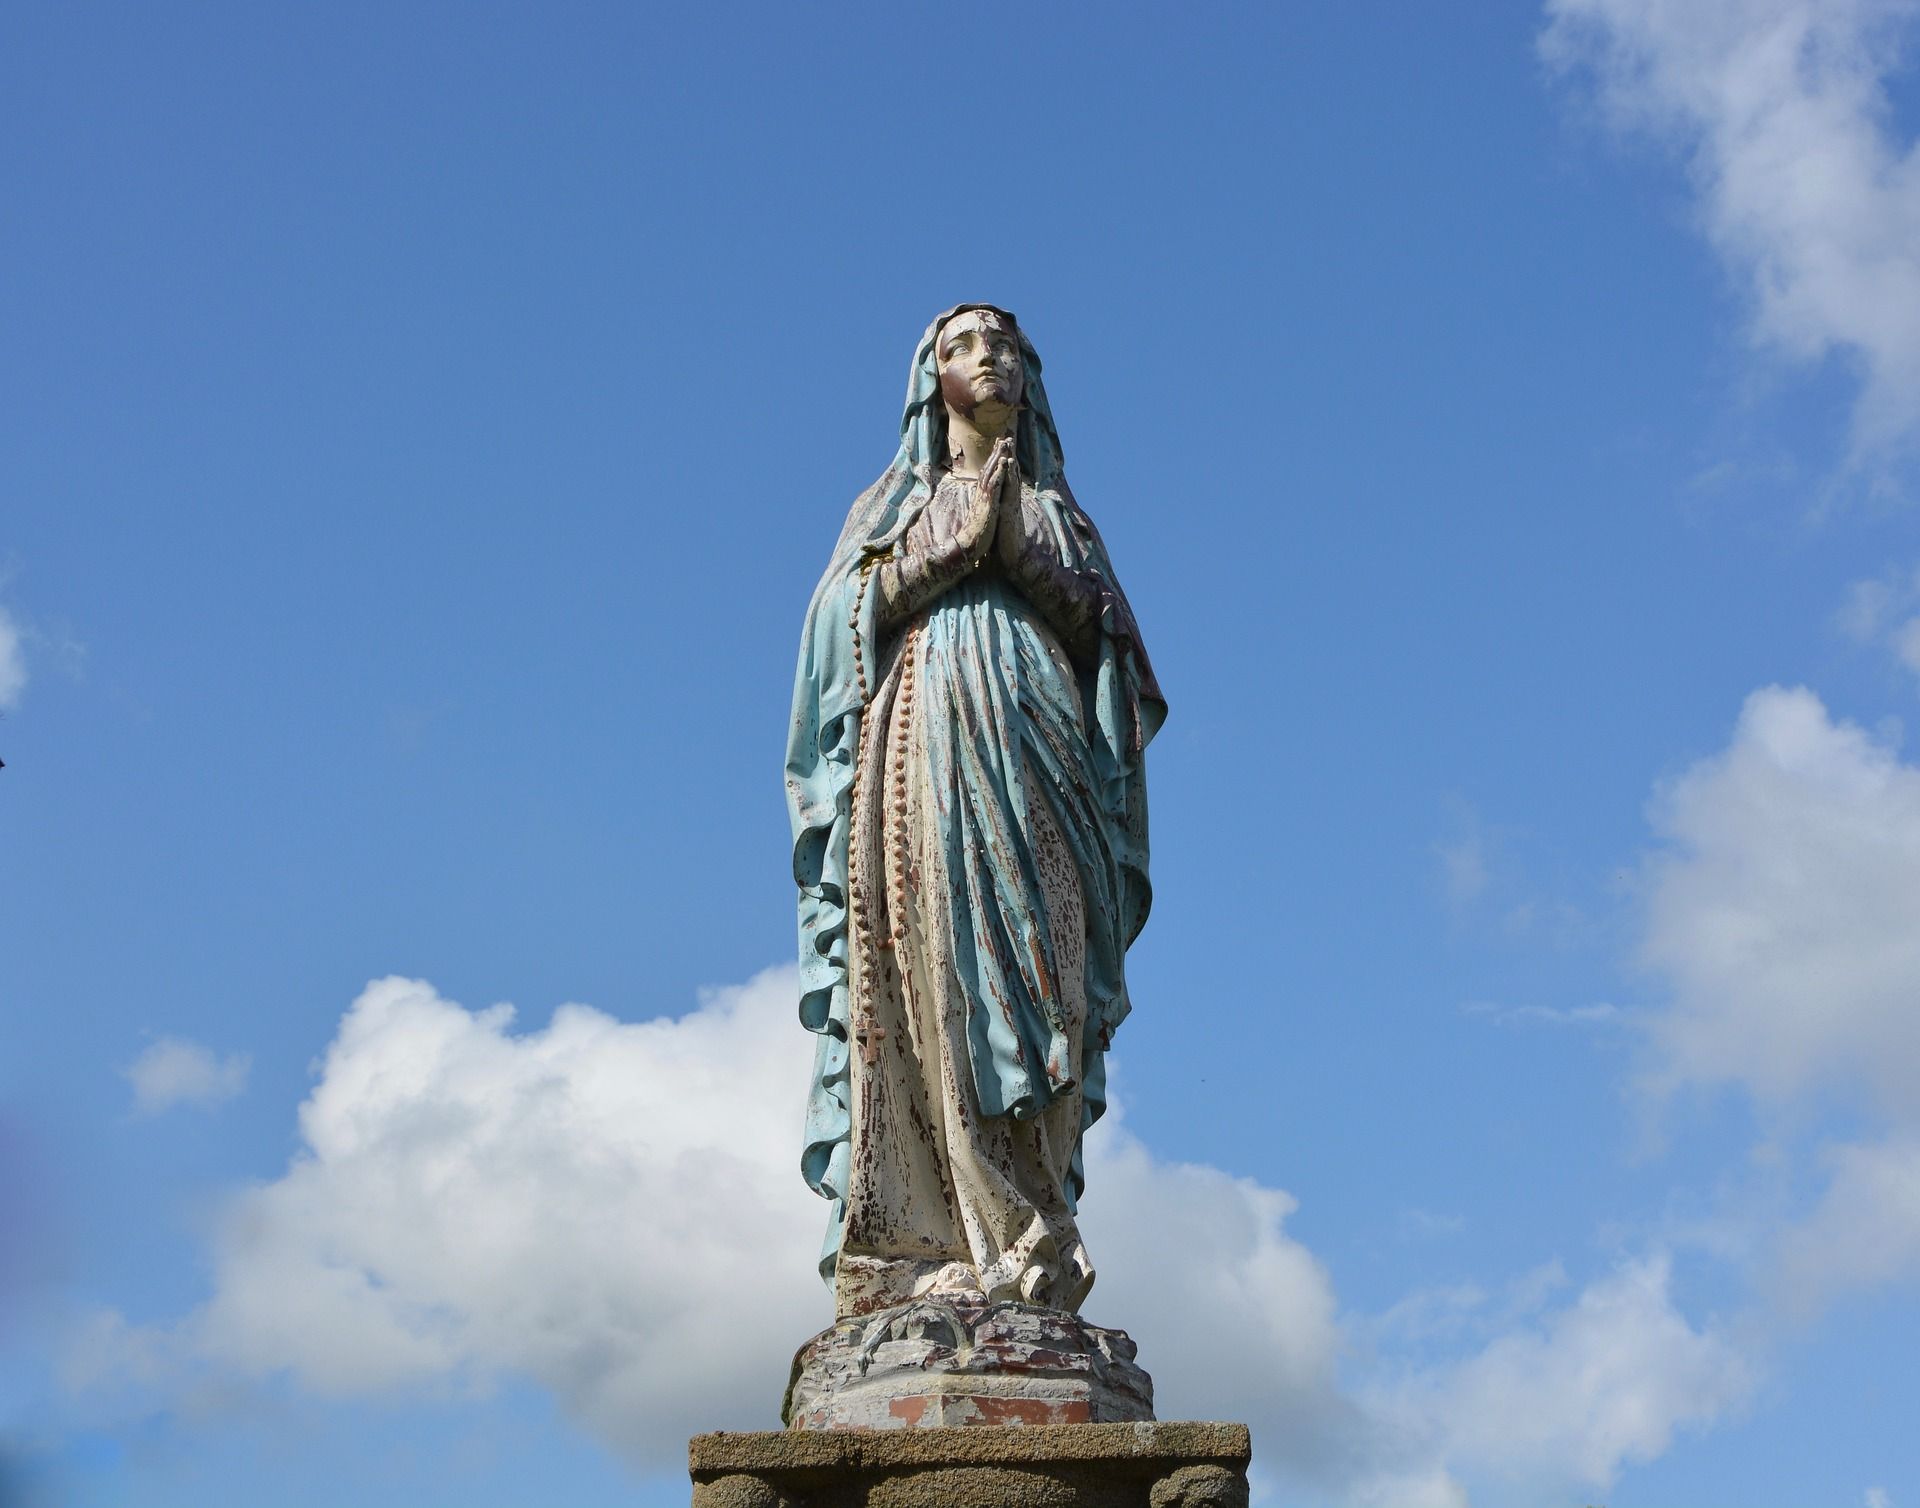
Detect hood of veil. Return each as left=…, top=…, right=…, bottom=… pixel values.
left=824, top=303, right=1066, bottom=575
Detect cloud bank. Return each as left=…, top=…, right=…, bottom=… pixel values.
left=61, top=964, right=1762, bottom=1504
left=1635, top=684, right=1920, bottom=1330
left=84, top=681, right=1920, bottom=1501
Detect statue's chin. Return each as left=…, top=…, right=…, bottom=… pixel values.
left=969, top=398, right=1017, bottom=436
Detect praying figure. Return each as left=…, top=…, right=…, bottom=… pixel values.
left=785, top=306, right=1163, bottom=1320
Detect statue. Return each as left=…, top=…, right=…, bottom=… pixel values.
left=698, top=308, right=1249, bottom=1495
left=785, top=306, right=1165, bottom=1326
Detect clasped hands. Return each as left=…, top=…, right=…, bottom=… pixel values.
left=954, top=434, right=1031, bottom=574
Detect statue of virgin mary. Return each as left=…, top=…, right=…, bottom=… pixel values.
left=785, top=306, right=1164, bottom=1320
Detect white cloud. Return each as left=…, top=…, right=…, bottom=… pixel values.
left=123, top=1038, right=251, bottom=1115
left=1543, top=0, right=1920, bottom=455
left=70, top=967, right=1774, bottom=1504
left=1867, top=1487, right=1893, bottom=1508
left=1374, top=1256, right=1755, bottom=1493
left=182, top=970, right=828, bottom=1453
left=0, top=606, right=25, bottom=710
left=1838, top=571, right=1905, bottom=643
left=1633, top=684, right=1920, bottom=1316
left=1772, top=1135, right=1920, bottom=1314
left=1638, top=686, right=1920, bottom=1118
left=75, top=969, right=1388, bottom=1480
left=1077, top=1112, right=1377, bottom=1484
left=1838, top=564, right=1920, bottom=680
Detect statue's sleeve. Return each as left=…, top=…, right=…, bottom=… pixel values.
left=872, top=492, right=985, bottom=629
left=999, top=484, right=1103, bottom=663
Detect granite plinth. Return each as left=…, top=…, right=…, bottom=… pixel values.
left=784, top=1299, right=1153, bottom=1431
left=689, top=1421, right=1251, bottom=1508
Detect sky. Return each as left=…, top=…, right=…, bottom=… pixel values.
left=3, top=1, right=1920, bottom=1504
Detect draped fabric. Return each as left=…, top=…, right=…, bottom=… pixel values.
left=784, top=307, right=1165, bottom=1290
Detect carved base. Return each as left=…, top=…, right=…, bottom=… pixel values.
left=783, top=1299, right=1153, bottom=1431
left=689, top=1422, right=1251, bottom=1508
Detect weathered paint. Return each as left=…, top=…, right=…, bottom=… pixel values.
left=785, top=310, right=1166, bottom=1308
left=783, top=1297, right=1154, bottom=1433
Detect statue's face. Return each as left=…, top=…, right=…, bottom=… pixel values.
left=937, top=309, right=1024, bottom=424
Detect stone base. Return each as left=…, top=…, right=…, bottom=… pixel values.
left=689, top=1422, right=1251, bottom=1508
left=784, top=1299, right=1153, bottom=1430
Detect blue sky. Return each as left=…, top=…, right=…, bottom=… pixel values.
left=4, top=2, right=1920, bottom=1504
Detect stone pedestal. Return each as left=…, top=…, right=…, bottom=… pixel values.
left=784, top=1299, right=1153, bottom=1431
left=688, top=1421, right=1251, bottom=1508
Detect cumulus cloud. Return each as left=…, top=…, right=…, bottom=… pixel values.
left=0, top=607, right=25, bottom=710
left=67, top=967, right=1769, bottom=1504
left=1373, top=1256, right=1755, bottom=1493
left=176, top=970, right=827, bottom=1453
left=1639, top=685, right=1920, bottom=1117
left=1543, top=0, right=1920, bottom=455
left=1634, top=684, right=1920, bottom=1322
left=1354, top=1254, right=1763, bottom=1504
left=122, top=1039, right=251, bottom=1115
left=1077, top=1112, right=1373, bottom=1483
left=1403, top=682, right=1920, bottom=1490
left=72, top=969, right=1384, bottom=1479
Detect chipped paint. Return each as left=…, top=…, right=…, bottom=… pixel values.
left=784, top=1298, right=1154, bottom=1433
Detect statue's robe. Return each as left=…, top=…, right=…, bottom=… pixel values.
left=785, top=309, right=1163, bottom=1316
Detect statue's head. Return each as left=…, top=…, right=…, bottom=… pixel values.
left=934, top=306, right=1025, bottom=432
